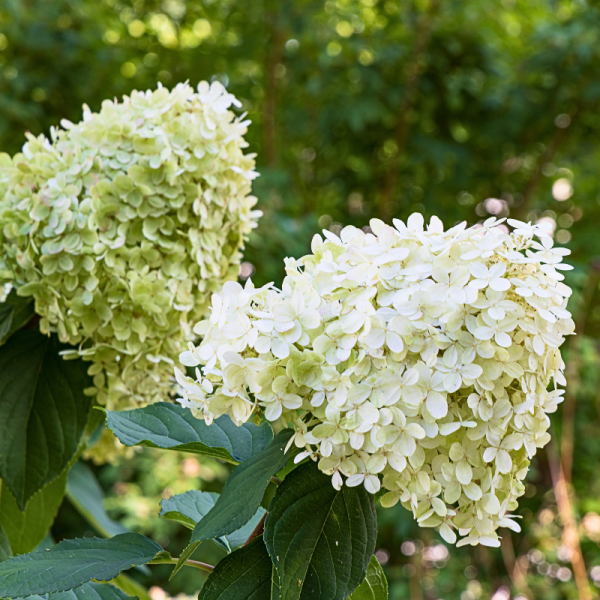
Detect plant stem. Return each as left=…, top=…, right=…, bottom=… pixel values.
left=263, top=2, right=286, bottom=168
left=244, top=512, right=267, bottom=546
left=500, top=534, right=534, bottom=600
left=546, top=437, right=594, bottom=600
left=513, top=103, right=581, bottom=220
left=380, top=0, right=438, bottom=222
left=148, top=557, right=214, bottom=573
left=561, top=258, right=600, bottom=484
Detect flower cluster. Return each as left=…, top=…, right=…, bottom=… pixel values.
left=0, top=82, right=260, bottom=411
left=176, top=215, right=573, bottom=547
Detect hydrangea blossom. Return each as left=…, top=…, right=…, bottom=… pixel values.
left=0, top=82, right=260, bottom=411
left=176, top=214, right=573, bottom=547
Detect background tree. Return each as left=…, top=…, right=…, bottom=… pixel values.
left=2, top=0, right=600, bottom=598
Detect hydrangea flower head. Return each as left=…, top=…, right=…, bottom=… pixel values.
left=176, top=214, right=573, bottom=547
left=0, top=82, right=260, bottom=410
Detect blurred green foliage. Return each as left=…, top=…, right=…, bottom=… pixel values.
left=2, top=0, right=600, bottom=598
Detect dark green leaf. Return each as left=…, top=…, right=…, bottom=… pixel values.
left=0, top=472, right=67, bottom=555
left=0, top=533, right=162, bottom=597
left=348, top=556, right=388, bottom=600
left=174, top=429, right=292, bottom=577
left=66, top=462, right=128, bottom=538
left=17, top=581, right=137, bottom=600
left=221, top=508, right=266, bottom=553
left=264, top=461, right=377, bottom=600
left=190, top=429, right=293, bottom=544
left=0, top=292, right=35, bottom=346
left=0, top=330, right=93, bottom=509
left=105, top=403, right=273, bottom=464
left=160, top=490, right=266, bottom=552
left=271, top=566, right=280, bottom=600
left=197, top=537, right=272, bottom=600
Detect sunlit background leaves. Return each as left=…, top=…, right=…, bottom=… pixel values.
left=2, top=0, right=600, bottom=598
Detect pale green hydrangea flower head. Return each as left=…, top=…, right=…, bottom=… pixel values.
left=0, top=82, right=260, bottom=411
left=176, top=214, right=573, bottom=547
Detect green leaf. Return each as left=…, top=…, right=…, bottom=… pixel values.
left=197, top=537, right=273, bottom=600
left=264, top=461, right=377, bottom=600
left=0, top=525, right=11, bottom=562
left=105, top=403, right=273, bottom=464
left=0, top=472, right=67, bottom=555
left=0, top=533, right=162, bottom=597
left=348, top=556, right=388, bottom=600
left=190, top=429, right=293, bottom=545
left=271, top=566, right=280, bottom=600
left=160, top=490, right=266, bottom=552
left=0, top=330, right=93, bottom=509
left=66, top=462, right=128, bottom=538
left=17, top=581, right=138, bottom=600
left=220, top=508, right=266, bottom=553
left=109, top=574, right=150, bottom=600
left=160, top=490, right=215, bottom=529
left=168, top=542, right=198, bottom=582
left=174, top=429, right=292, bottom=578
left=0, top=291, right=35, bottom=346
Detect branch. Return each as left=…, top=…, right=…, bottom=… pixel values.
left=561, top=258, right=600, bottom=484
left=24, top=314, right=41, bottom=330
left=244, top=512, right=267, bottom=546
left=546, top=438, right=595, bottom=600
left=380, top=1, right=438, bottom=222
left=512, top=104, right=581, bottom=220
left=500, top=534, right=534, bottom=600
left=263, top=7, right=286, bottom=168
left=408, top=544, right=424, bottom=600
left=148, top=556, right=214, bottom=573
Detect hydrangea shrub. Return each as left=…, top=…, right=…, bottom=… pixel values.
left=0, top=82, right=260, bottom=411
left=176, top=214, right=573, bottom=547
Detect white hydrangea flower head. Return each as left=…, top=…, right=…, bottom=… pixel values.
left=0, top=82, right=260, bottom=410
left=176, top=214, right=573, bottom=547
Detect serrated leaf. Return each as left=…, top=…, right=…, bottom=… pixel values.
left=0, top=330, right=93, bottom=509
left=66, top=462, right=128, bottom=538
left=105, top=403, right=273, bottom=464
left=0, top=471, right=67, bottom=555
left=197, top=537, right=273, bottom=600
left=190, top=429, right=293, bottom=545
left=0, top=533, right=162, bottom=598
left=264, top=461, right=377, bottom=600
left=0, top=292, right=35, bottom=346
left=168, top=542, right=198, bottom=582
left=175, top=429, right=292, bottom=577
left=17, top=581, right=137, bottom=600
left=348, top=556, right=388, bottom=600
left=160, top=490, right=266, bottom=552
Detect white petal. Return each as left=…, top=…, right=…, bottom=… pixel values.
left=346, top=474, right=365, bottom=487
left=496, top=449, right=513, bottom=473
left=495, top=331, right=512, bottom=348
left=388, top=453, right=407, bottom=472
left=386, top=330, right=404, bottom=353
left=440, top=523, right=457, bottom=544
left=426, top=391, right=448, bottom=419
left=455, top=459, right=473, bottom=485
left=364, top=474, right=381, bottom=494
left=490, top=278, right=510, bottom=292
